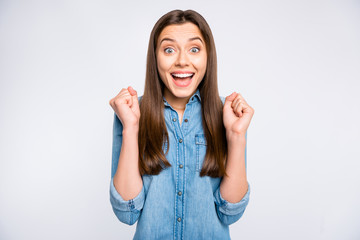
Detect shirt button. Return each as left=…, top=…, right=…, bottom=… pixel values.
left=179, top=139, right=183, bottom=143
left=184, top=119, right=188, bottom=122
left=178, top=191, right=182, bottom=196
left=179, top=164, right=183, bottom=168
left=172, top=118, right=176, bottom=122
left=177, top=217, right=181, bottom=222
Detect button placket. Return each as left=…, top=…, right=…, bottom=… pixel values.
left=181, top=103, right=193, bottom=133
left=170, top=109, right=185, bottom=233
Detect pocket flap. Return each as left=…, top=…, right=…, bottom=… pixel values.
left=195, top=134, right=207, bottom=145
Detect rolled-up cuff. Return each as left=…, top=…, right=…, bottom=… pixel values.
left=110, top=177, right=145, bottom=212
left=214, top=182, right=250, bottom=215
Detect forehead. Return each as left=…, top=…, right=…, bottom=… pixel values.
left=158, top=22, right=204, bottom=43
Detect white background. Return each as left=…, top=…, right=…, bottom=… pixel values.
left=1, top=0, right=359, bottom=239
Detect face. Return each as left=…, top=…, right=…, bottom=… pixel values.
left=156, top=22, right=207, bottom=104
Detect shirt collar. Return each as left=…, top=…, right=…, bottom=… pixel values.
left=163, top=89, right=201, bottom=107
left=191, top=89, right=202, bottom=102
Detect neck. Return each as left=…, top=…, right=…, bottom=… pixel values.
left=163, top=89, right=193, bottom=110
left=172, top=105, right=186, bottom=111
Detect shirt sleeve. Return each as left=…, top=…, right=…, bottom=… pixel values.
left=109, top=112, right=146, bottom=225
left=213, top=131, right=250, bottom=225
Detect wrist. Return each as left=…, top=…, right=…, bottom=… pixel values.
left=226, top=130, right=246, bottom=144
left=122, top=125, right=139, bottom=135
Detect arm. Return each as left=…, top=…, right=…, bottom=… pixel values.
left=109, top=113, right=145, bottom=225
left=214, top=131, right=250, bottom=225
left=221, top=132, right=248, bottom=203
left=214, top=93, right=254, bottom=225
left=109, top=87, right=145, bottom=225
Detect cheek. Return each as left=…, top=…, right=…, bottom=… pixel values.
left=194, top=59, right=207, bottom=74
left=156, top=56, right=164, bottom=71
left=157, top=55, right=172, bottom=71
left=157, top=58, right=169, bottom=85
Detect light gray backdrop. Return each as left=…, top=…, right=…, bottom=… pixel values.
left=0, top=0, right=359, bottom=239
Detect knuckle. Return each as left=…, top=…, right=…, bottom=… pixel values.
left=120, top=88, right=128, bottom=94
left=114, top=98, right=122, bottom=105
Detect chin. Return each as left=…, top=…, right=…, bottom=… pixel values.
left=171, top=87, right=196, bottom=99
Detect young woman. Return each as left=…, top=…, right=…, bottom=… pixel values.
left=109, top=9, right=254, bottom=240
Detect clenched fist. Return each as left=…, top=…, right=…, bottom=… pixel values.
left=223, top=92, right=254, bottom=136
left=109, top=86, right=140, bottom=129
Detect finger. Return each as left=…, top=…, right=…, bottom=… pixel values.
left=127, top=92, right=133, bottom=107
left=118, top=88, right=131, bottom=99
left=119, top=90, right=131, bottom=98
left=236, top=92, right=245, bottom=100
left=114, top=91, right=132, bottom=107
left=232, top=100, right=241, bottom=116
left=235, top=102, right=244, bottom=117
left=115, top=92, right=131, bottom=106
left=234, top=99, right=241, bottom=111
left=128, top=86, right=139, bottom=105
left=231, top=96, right=242, bottom=108
left=224, top=92, right=237, bottom=108
left=242, top=103, right=254, bottom=114
left=118, top=88, right=129, bottom=96
left=128, top=86, right=136, bottom=96
left=110, top=88, right=127, bottom=106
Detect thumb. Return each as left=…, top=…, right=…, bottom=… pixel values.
left=127, top=86, right=139, bottom=108
left=224, top=92, right=237, bottom=108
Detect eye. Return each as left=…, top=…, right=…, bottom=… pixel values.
left=164, top=47, right=175, bottom=54
left=190, top=47, right=200, bottom=53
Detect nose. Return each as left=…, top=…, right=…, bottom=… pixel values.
left=175, top=50, right=189, bottom=67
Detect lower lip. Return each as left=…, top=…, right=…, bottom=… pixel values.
left=172, top=76, right=193, bottom=87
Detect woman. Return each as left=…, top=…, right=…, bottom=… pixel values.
left=109, top=9, right=254, bottom=240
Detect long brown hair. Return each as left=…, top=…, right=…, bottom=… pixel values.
left=138, top=9, right=228, bottom=178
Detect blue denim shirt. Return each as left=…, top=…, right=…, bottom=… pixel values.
left=110, top=89, right=250, bottom=240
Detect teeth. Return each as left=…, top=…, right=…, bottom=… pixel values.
left=172, top=73, right=193, bottom=78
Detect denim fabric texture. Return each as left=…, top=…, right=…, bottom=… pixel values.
left=110, top=89, right=250, bottom=240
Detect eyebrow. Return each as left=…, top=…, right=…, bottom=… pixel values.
left=159, top=37, right=204, bottom=45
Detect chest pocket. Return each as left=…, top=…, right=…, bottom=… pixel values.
left=195, top=134, right=207, bottom=172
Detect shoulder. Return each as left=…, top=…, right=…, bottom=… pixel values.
left=220, top=96, right=225, bottom=105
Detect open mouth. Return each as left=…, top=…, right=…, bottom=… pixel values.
left=170, top=72, right=194, bottom=87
